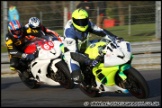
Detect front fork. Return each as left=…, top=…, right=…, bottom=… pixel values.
left=118, top=55, right=134, bottom=89
left=118, top=64, right=132, bottom=88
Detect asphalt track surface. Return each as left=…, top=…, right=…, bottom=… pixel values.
left=1, top=69, right=161, bottom=107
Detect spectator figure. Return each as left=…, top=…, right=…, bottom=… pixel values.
left=8, top=5, right=20, bottom=21
left=76, top=1, right=94, bottom=21
left=96, top=1, right=107, bottom=28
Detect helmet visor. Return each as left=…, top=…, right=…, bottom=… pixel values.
left=11, top=29, right=21, bottom=35
left=73, top=18, right=88, bottom=26
left=29, top=24, right=40, bottom=29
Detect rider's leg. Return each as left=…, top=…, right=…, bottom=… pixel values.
left=10, top=57, right=20, bottom=71
left=71, top=69, right=83, bottom=84
left=10, top=57, right=26, bottom=72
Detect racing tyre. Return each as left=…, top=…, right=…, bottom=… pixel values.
left=18, top=71, right=40, bottom=89
left=79, top=82, right=101, bottom=98
left=55, top=61, right=75, bottom=89
left=124, top=67, right=149, bottom=99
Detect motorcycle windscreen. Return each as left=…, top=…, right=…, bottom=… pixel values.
left=24, top=43, right=37, bottom=54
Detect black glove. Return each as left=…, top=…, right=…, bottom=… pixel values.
left=88, top=60, right=99, bottom=67
left=22, top=53, right=35, bottom=61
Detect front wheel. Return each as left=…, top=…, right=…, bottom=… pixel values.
left=124, top=67, right=149, bottom=99
left=55, top=61, right=75, bottom=89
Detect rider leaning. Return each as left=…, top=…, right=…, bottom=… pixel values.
left=24, top=17, right=62, bottom=42
left=5, top=20, right=35, bottom=72
left=63, top=8, right=123, bottom=89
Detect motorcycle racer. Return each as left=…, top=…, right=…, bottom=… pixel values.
left=5, top=20, right=35, bottom=72
left=63, top=8, right=123, bottom=89
left=24, top=17, right=63, bottom=42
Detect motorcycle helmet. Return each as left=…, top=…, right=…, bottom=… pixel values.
left=8, top=20, right=23, bottom=39
left=28, top=17, right=41, bottom=29
left=72, top=9, right=89, bottom=32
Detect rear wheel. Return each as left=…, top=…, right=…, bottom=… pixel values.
left=124, top=67, right=149, bottom=99
left=79, top=82, right=101, bottom=97
left=18, top=70, right=40, bottom=89
left=78, top=65, right=101, bottom=97
left=55, top=61, right=75, bottom=89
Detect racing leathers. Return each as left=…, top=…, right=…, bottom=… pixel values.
left=5, top=25, right=50, bottom=72
left=24, top=23, right=62, bottom=42
left=5, top=28, right=32, bottom=72
left=63, top=19, right=118, bottom=85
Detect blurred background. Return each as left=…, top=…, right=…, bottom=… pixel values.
left=1, top=1, right=161, bottom=70
left=1, top=1, right=161, bottom=43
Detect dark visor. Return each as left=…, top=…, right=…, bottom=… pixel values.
left=73, top=18, right=88, bottom=26
left=11, top=29, right=21, bottom=35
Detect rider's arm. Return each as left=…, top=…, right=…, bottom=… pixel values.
left=70, top=52, right=98, bottom=66
left=5, top=34, right=23, bottom=58
left=63, top=23, right=79, bottom=52
left=89, top=21, right=118, bottom=40
left=23, top=26, right=49, bottom=40
left=42, top=25, right=62, bottom=42
left=70, top=52, right=89, bottom=63
left=64, top=37, right=78, bottom=52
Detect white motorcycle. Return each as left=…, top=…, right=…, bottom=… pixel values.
left=18, top=35, right=74, bottom=89
left=79, top=37, right=149, bottom=99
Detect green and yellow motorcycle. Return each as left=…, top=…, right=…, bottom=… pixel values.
left=79, top=38, right=149, bottom=99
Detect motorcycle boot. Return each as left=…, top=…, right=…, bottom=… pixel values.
left=71, top=69, right=83, bottom=84
left=82, top=73, right=91, bottom=88
left=10, top=66, right=16, bottom=71
left=82, top=73, right=98, bottom=91
left=89, top=72, right=98, bottom=90
left=81, top=66, right=92, bottom=88
left=82, top=67, right=97, bottom=90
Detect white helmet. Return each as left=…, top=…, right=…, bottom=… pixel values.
left=28, top=17, right=41, bottom=28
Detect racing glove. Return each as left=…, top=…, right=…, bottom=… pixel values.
left=90, top=60, right=98, bottom=67
left=21, top=53, right=35, bottom=61
left=87, top=59, right=99, bottom=67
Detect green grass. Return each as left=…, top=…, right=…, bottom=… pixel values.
left=1, top=23, right=157, bottom=53
left=105, top=23, right=156, bottom=42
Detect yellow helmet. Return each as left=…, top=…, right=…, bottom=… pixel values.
left=72, top=9, right=89, bottom=32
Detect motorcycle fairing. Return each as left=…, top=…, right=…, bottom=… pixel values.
left=85, top=41, right=132, bottom=67
left=92, top=63, right=129, bottom=94
left=30, top=59, right=60, bottom=85
left=104, top=41, right=132, bottom=66
left=37, top=40, right=61, bottom=60
left=24, top=39, right=54, bottom=54
left=119, top=64, right=131, bottom=80
left=40, top=41, right=54, bottom=50
left=24, top=43, right=37, bottom=54
left=28, top=38, right=63, bottom=85
left=92, top=63, right=119, bottom=86
left=85, top=41, right=106, bottom=59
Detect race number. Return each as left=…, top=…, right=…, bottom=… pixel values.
left=42, top=41, right=54, bottom=50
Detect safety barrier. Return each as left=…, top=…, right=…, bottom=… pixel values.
left=131, top=41, right=161, bottom=70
